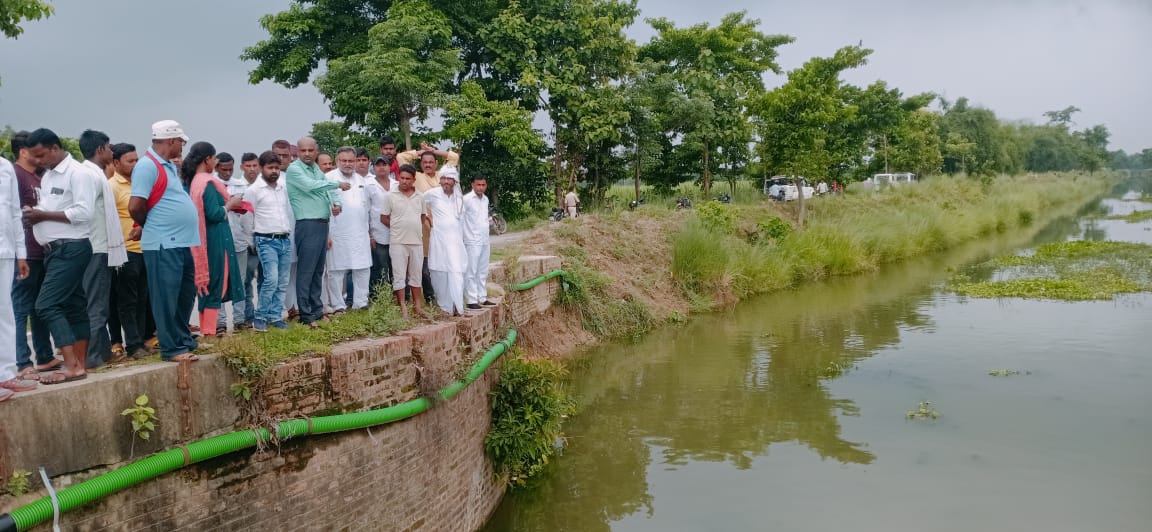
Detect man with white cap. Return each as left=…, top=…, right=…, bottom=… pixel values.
left=127, top=120, right=201, bottom=363
left=423, top=165, right=466, bottom=315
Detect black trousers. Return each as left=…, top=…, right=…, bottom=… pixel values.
left=114, top=252, right=149, bottom=353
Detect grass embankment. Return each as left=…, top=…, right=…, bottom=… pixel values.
left=950, top=240, right=1152, bottom=300
left=1108, top=209, right=1152, bottom=223
left=513, top=174, right=1111, bottom=341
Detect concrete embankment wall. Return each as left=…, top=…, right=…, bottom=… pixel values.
left=0, top=256, right=562, bottom=532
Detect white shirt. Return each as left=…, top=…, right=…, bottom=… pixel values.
left=0, top=157, right=27, bottom=260
left=246, top=177, right=292, bottom=235
left=80, top=160, right=110, bottom=253
left=424, top=187, right=466, bottom=273
left=33, top=153, right=94, bottom=245
left=222, top=176, right=256, bottom=252
left=461, top=191, right=489, bottom=246
left=366, top=174, right=398, bottom=245
left=324, top=169, right=372, bottom=270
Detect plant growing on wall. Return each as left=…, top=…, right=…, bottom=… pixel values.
left=121, top=394, right=158, bottom=457
left=485, top=352, right=575, bottom=487
left=6, top=470, right=31, bottom=496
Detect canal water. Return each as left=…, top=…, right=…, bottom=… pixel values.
left=485, top=186, right=1152, bottom=532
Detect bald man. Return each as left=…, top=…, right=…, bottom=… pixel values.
left=285, top=137, right=347, bottom=328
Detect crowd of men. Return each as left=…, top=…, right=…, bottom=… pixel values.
left=0, top=120, right=496, bottom=402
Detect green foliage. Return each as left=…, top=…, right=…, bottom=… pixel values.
left=1107, top=209, right=1152, bottom=223
left=485, top=354, right=575, bottom=487
left=121, top=394, right=158, bottom=441
left=988, top=369, right=1027, bottom=377
left=754, top=216, right=792, bottom=242
left=906, top=401, right=939, bottom=420
left=307, top=121, right=379, bottom=157
left=556, top=245, right=656, bottom=339
left=695, top=201, right=736, bottom=233
left=313, top=0, right=463, bottom=149
left=6, top=469, right=31, bottom=496
left=0, top=0, right=52, bottom=39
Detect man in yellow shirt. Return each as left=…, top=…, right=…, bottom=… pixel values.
left=396, top=143, right=460, bottom=303
left=108, top=143, right=150, bottom=360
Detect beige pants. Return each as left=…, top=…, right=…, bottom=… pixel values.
left=566, top=206, right=578, bottom=218
left=389, top=244, right=423, bottom=291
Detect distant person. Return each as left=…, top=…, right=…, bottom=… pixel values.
left=324, top=147, right=372, bottom=312
left=24, top=128, right=96, bottom=383
left=367, top=153, right=398, bottom=300
left=129, top=120, right=200, bottom=363
left=109, top=143, right=151, bottom=360
left=462, top=176, right=494, bottom=309
left=78, top=129, right=128, bottom=367
left=424, top=166, right=466, bottom=315
left=286, top=137, right=345, bottom=328
left=0, top=155, right=33, bottom=400
left=317, top=152, right=335, bottom=174
left=8, top=131, right=55, bottom=377
left=564, top=186, right=580, bottom=218
left=381, top=164, right=427, bottom=318
left=183, top=142, right=244, bottom=340
left=248, top=151, right=294, bottom=332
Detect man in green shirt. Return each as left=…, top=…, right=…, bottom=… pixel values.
left=285, top=137, right=348, bottom=327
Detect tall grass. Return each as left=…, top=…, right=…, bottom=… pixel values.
left=671, top=174, right=1109, bottom=307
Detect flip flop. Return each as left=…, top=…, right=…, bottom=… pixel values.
left=0, top=388, right=12, bottom=402
left=168, top=353, right=200, bottom=363
left=17, top=367, right=40, bottom=381
left=40, top=372, right=88, bottom=385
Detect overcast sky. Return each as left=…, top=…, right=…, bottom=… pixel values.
left=0, top=0, right=1148, bottom=154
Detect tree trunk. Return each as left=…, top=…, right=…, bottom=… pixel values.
left=796, top=175, right=806, bottom=229
left=702, top=142, right=711, bottom=195
left=401, top=112, right=413, bottom=151
left=634, top=144, right=641, bottom=200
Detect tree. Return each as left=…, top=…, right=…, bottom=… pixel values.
left=0, top=0, right=52, bottom=39
left=313, top=0, right=462, bottom=150
left=482, top=0, right=639, bottom=204
left=307, top=121, right=380, bottom=157
left=639, top=12, right=792, bottom=194
left=887, top=110, right=943, bottom=177
left=1043, top=105, right=1080, bottom=126
left=753, top=45, right=872, bottom=225
left=937, top=98, right=1003, bottom=176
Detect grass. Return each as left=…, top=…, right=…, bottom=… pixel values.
left=215, top=298, right=410, bottom=396
left=949, top=240, right=1152, bottom=301
left=668, top=174, right=1111, bottom=308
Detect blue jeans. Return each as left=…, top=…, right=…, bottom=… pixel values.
left=256, top=236, right=292, bottom=322
left=143, top=246, right=198, bottom=360
left=218, top=247, right=258, bottom=328
left=13, top=259, right=53, bottom=370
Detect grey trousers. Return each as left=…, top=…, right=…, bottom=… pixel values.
left=84, top=253, right=112, bottom=368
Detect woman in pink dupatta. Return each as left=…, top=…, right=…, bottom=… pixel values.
left=180, top=142, right=245, bottom=337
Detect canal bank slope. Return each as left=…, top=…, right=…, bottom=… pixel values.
left=510, top=173, right=1113, bottom=358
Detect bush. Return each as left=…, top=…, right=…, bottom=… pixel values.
left=753, top=216, right=792, bottom=242
left=695, top=201, right=736, bottom=233
left=485, top=354, right=574, bottom=487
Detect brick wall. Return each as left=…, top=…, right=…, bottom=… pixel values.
left=0, top=257, right=556, bottom=532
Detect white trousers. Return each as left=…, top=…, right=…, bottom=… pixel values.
left=325, top=268, right=370, bottom=312
left=430, top=270, right=464, bottom=314
left=284, top=261, right=297, bottom=311
left=464, top=243, right=490, bottom=305
left=0, top=260, right=17, bottom=381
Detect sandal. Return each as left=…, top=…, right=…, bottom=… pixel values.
left=17, top=367, right=40, bottom=381
left=168, top=353, right=200, bottom=363
left=40, top=371, right=88, bottom=385
left=0, top=388, right=12, bottom=402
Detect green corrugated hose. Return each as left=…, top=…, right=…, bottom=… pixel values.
left=509, top=269, right=566, bottom=291
left=0, top=328, right=519, bottom=532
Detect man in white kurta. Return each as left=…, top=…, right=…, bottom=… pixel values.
left=424, top=167, right=466, bottom=315
left=461, top=176, right=493, bottom=310
left=324, top=160, right=372, bottom=311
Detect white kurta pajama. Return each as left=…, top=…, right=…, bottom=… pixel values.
left=424, top=187, right=466, bottom=314
left=323, top=170, right=372, bottom=311
left=461, top=191, right=490, bottom=305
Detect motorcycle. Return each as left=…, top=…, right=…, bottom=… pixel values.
left=715, top=193, right=731, bottom=204
left=675, top=197, right=693, bottom=210
left=488, top=207, right=507, bottom=235
left=628, top=197, right=646, bottom=211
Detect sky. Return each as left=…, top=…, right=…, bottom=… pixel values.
left=0, top=0, right=1149, bottom=154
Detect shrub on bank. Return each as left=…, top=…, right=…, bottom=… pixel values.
left=485, top=353, right=574, bottom=487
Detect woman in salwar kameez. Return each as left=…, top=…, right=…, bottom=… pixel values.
left=181, top=142, right=245, bottom=337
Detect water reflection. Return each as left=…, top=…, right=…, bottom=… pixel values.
left=486, top=209, right=1090, bottom=532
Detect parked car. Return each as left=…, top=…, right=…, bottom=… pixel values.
left=763, top=176, right=815, bottom=201
left=869, top=172, right=918, bottom=186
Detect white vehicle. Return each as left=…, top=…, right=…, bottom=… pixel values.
left=869, top=172, right=918, bottom=186
left=764, top=176, right=815, bottom=201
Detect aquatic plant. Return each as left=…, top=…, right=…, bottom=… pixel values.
left=988, top=369, right=1029, bottom=376
left=1107, top=210, right=1152, bottom=223
left=906, top=401, right=939, bottom=420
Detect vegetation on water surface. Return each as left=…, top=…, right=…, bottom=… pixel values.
left=989, top=369, right=1028, bottom=377
left=1107, top=210, right=1152, bottom=223
left=485, top=352, right=574, bottom=488
left=950, top=240, right=1152, bottom=301
left=906, top=401, right=940, bottom=420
